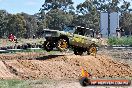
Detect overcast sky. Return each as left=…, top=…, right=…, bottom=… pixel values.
left=0, top=0, right=131, bottom=15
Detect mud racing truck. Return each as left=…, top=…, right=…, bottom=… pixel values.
left=43, top=26, right=100, bottom=55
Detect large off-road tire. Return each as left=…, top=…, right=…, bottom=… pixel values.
left=43, top=41, right=53, bottom=52
left=79, top=77, right=91, bottom=86
left=87, top=44, right=97, bottom=55
left=57, top=39, right=68, bottom=51
left=74, top=47, right=83, bottom=55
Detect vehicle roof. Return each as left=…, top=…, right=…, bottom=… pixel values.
left=43, top=29, right=58, bottom=32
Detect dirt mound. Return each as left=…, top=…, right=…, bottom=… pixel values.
left=0, top=61, right=18, bottom=79
left=1, top=54, right=132, bottom=80
left=0, top=52, right=47, bottom=60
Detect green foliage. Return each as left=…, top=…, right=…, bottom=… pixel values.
left=76, top=0, right=131, bottom=13
left=40, top=0, right=75, bottom=30
left=21, top=13, right=38, bottom=38
left=42, top=0, right=74, bottom=11
left=45, top=9, right=74, bottom=30
left=0, top=79, right=30, bottom=88
left=7, top=14, right=26, bottom=38
left=108, top=36, right=132, bottom=45
left=0, top=10, right=9, bottom=38
left=120, top=13, right=132, bottom=35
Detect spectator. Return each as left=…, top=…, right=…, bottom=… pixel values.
left=14, top=36, right=18, bottom=43
left=8, top=34, right=14, bottom=42
left=33, top=34, right=35, bottom=39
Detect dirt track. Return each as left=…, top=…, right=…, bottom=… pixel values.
left=0, top=52, right=131, bottom=80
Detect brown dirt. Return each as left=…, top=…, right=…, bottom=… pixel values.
left=0, top=52, right=47, bottom=60
left=0, top=61, right=18, bottom=79
left=0, top=52, right=131, bottom=80
left=99, top=38, right=108, bottom=46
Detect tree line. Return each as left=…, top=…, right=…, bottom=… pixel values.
left=0, top=0, right=132, bottom=38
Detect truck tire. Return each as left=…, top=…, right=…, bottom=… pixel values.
left=74, top=47, right=83, bottom=55
left=87, top=44, right=97, bottom=55
left=57, top=39, right=68, bottom=51
left=43, top=41, right=53, bottom=52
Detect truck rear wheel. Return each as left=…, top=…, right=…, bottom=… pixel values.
left=43, top=41, right=53, bottom=52
left=87, top=44, right=97, bottom=55
left=74, top=47, right=83, bottom=55
left=57, top=39, right=68, bottom=51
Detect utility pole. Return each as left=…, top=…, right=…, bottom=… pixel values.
left=108, top=10, right=110, bottom=38
left=107, top=3, right=111, bottom=38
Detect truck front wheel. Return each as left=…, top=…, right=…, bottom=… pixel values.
left=43, top=41, right=53, bottom=52
left=57, top=39, right=68, bottom=51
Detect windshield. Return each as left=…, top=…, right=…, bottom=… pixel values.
left=74, top=27, right=85, bottom=35
left=63, top=26, right=75, bottom=33
left=84, top=29, right=94, bottom=37
left=74, top=27, right=94, bottom=37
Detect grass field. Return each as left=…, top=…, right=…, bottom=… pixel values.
left=0, top=38, right=45, bottom=47
left=108, top=36, right=132, bottom=46
left=0, top=79, right=61, bottom=88
left=0, top=79, right=30, bottom=88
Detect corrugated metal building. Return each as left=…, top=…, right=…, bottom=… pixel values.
left=100, top=12, right=119, bottom=37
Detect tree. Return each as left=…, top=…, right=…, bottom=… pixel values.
left=0, top=10, right=9, bottom=38
left=39, top=0, right=74, bottom=30
left=45, top=9, right=73, bottom=30
left=120, top=13, right=132, bottom=35
left=76, top=0, right=94, bottom=15
left=41, top=0, right=74, bottom=12
left=21, top=13, right=38, bottom=38
left=120, top=0, right=130, bottom=12
left=76, top=0, right=99, bottom=32
left=7, top=14, right=26, bottom=38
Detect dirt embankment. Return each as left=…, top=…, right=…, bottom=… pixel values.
left=0, top=53, right=131, bottom=80
left=0, top=52, right=47, bottom=60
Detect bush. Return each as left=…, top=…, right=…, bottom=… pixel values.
left=108, top=36, right=132, bottom=46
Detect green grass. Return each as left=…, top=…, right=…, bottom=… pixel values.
left=108, top=36, right=132, bottom=46
left=6, top=49, right=46, bottom=54
left=0, top=38, right=45, bottom=47
left=0, top=79, right=57, bottom=88
left=0, top=79, right=30, bottom=88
